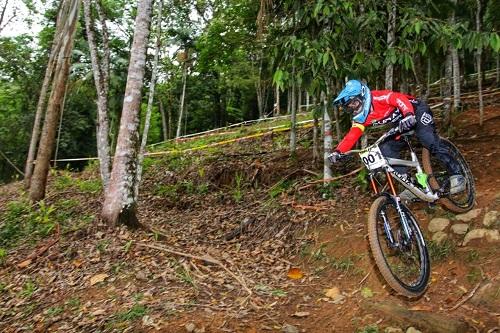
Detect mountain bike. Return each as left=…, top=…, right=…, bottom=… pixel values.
left=339, top=127, right=475, bottom=297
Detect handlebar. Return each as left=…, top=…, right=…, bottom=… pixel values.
left=340, top=127, right=400, bottom=156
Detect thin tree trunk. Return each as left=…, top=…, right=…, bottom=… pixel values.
left=450, top=0, right=461, bottom=112
left=274, top=85, right=280, bottom=116
left=101, top=0, right=154, bottom=227
left=135, top=0, right=163, bottom=198
left=289, top=73, right=297, bottom=154
left=297, top=88, right=302, bottom=113
left=476, top=0, right=484, bottom=126
left=322, top=91, right=333, bottom=183
left=83, top=0, right=111, bottom=191
left=385, top=0, right=397, bottom=90
left=256, top=55, right=264, bottom=118
left=24, top=17, right=66, bottom=189
left=306, top=91, right=310, bottom=111
left=443, top=49, right=453, bottom=129
left=159, top=99, right=168, bottom=140
left=53, top=81, right=69, bottom=167
left=176, top=59, right=188, bottom=138
left=286, top=89, right=291, bottom=114
left=29, top=0, right=80, bottom=202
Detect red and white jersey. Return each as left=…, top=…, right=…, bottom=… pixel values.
left=336, top=90, right=416, bottom=153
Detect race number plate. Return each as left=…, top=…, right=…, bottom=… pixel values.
left=359, top=146, right=386, bottom=170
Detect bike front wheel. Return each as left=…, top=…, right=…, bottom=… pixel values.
left=422, top=137, right=475, bottom=213
left=368, top=195, right=430, bottom=297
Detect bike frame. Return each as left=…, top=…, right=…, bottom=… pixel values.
left=343, top=128, right=436, bottom=248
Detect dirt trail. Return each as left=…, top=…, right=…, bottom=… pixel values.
left=0, top=106, right=499, bottom=333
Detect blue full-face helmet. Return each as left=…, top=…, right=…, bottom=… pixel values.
left=333, top=80, right=372, bottom=123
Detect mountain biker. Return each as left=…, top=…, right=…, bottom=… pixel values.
left=327, top=79, right=465, bottom=196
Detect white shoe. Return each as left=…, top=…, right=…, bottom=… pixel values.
left=449, top=175, right=466, bottom=194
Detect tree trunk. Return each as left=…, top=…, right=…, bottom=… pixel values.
left=450, top=0, right=461, bottom=112
left=176, top=58, right=188, bottom=138
left=135, top=0, right=163, bottom=198
left=256, top=55, right=265, bottom=118
left=53, top=81, right=70, bottom=167
left=443, top=49, right=453, bottom=129
left=322, top=91, right=333, bottom=183
left=274, top=85, right=280, bottom=116
left=29, top=0, right=80, bottom=202
left=297, top=88, right=302, bottom=113
left=159, top=99, right=168, bottom=140
left=385, top=0, right=397, bottom=90
left=83, top=0, right=111, bottom=191
left=289, top=75, right=297, bottom=155
left=24, top=13, right=66, bottom=189
left=476, top=0, right=484, bottom=126
left=101, top=0, right=153, bottom=227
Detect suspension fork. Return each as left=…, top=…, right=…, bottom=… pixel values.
left=385, top=171, right=413, bottom=245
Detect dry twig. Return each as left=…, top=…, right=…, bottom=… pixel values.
left=137, top=242, right=253, bottom=295
left=449, top=281, right=482, bottom=311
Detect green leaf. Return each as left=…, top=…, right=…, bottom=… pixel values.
left=361, top=287, right=373, bottom=298
left=415, top=21, right=422, bottom=35
left=322, top=52, right=329, bottom=67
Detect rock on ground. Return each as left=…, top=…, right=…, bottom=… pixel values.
left=428, top=218, right=450, bottom=232
left=455, top=209, right=482, bottom=222
left=432, top=231, right=448, bottom=244
left=463, top=229, right=500, bottom=246
left=451, top=223, right=469, bottom=235
left=483, top=210, right=498, bottom=227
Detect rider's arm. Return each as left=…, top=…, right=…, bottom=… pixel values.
left=336, top=123, right=365, bottom=153
left=388, top=92, right=414, bottom=116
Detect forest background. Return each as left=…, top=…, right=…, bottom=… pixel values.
left=0, top=0, right=499, bottom=189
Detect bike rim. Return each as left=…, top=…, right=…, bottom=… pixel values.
left=428, top=143, right=475, bottom=209
left=376, top=200, right=429, bottom=292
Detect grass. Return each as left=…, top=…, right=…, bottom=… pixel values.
left=232, top=172, right=244, bottom=203
left=428, top=239, right=456, bottom=262
left=116, top=303, right=148, bottom=321
left=0, top=196, right=92, bottom=249
left=0, top=248, right=6, bottom=265
left=21, top=280, right=37, bottom=298
left=356, top=325, right=379, bottom=333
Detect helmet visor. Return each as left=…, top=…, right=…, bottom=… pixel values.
left=345, top=97, right=363, bottom=116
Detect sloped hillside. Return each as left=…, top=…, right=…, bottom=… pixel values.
left=0, top=106, right=499, bottom=332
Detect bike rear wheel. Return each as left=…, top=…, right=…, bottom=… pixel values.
left=422, top=137, right=475, bottom=213
left=368, top=195, right=430, bottom=297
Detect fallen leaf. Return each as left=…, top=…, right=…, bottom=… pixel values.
left=91, top=309, right=106, bottom=316
left=89, top=273, right=108, bottom=286
left=17, top=259, right=32, bottom=269
left=287, top=267, right=303, bottom=279
left=324, top=287, right=340, bottom=299
left=72, top=258, right=84, bottom=267
left=410, top=305, right=433, bottom=311
left=291, top=311, right=310, bottom=318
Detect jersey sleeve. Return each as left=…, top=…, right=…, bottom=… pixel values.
left=388, top=92, right=414, bottom=116
left=336, top=123, right=365, bottom=153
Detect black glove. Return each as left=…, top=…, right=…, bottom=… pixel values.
left=327, top=151, right=342, bottom=164
left=399, top=114, right=416, bottom=132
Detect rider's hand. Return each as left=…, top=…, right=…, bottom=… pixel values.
left=399, top=114, right=416, bottom=132
left=327, top=151, right=342, bottom=164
